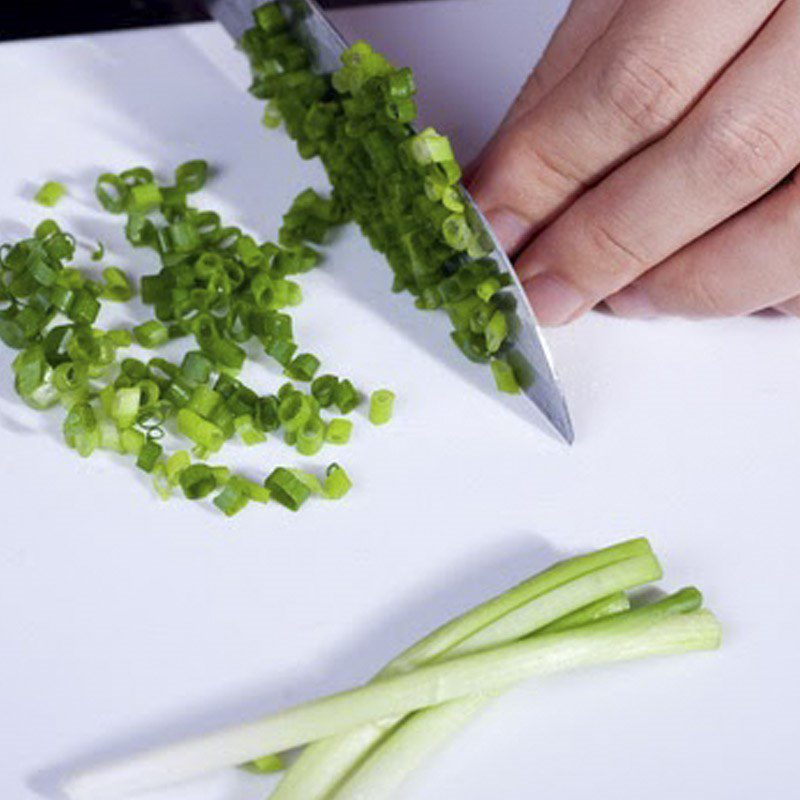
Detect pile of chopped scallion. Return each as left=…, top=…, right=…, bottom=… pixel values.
left=241, top=1, right=525, bottom=394
left=0, top=161, right=395, bottom=516
left=62, top=538, right=722, bottom=800
left=0, top=0, right=538, bottom=515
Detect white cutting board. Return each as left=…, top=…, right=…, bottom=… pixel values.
left=1, top=2, right=798, bottom=798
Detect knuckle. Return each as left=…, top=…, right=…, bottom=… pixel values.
left=503, top=123, right=584, bottom=195
left=584, top=215, right=650, bottom=277
left=527, top=138, right=584, bottom=189
left=504, top=68, right=550, bottom=127
left=680, top=267, right=733, bottom=317
left=698, top=108, right=790, bottom=194
left=595, top=42, right=687, bottom=134
left=526, top=61, right=555, bottom=98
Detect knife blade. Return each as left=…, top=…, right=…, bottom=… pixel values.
left=205, top=0, right=574, bottom=443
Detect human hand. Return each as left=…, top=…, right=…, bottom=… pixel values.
left=466, top=0, right=800, bottom=324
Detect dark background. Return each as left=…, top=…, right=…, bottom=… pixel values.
left=0, top=0, right=407, bottom=41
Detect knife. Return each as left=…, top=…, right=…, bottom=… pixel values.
left=205, top=0, right=575, bottom=443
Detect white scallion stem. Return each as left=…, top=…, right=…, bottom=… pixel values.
left=63, top=604, right=720, bottom=800
left=331, top=696, right=494, bottom=800
left=329, top=594, right=633, bottom=800
left=270, top=545, right=657, bottom=800
left=331, top=590, right=707, bottom=800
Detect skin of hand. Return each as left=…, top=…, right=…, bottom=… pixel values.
left=466, top=0, right=800, bottom=324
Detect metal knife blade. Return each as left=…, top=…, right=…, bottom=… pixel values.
left=205, top=0, right=574, bottom=443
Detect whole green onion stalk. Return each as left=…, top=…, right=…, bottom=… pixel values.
left=61, top=539, right=721, bottom=800
left=268, top=538, right=658, bottom=799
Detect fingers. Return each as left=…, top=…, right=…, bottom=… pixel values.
left=501, top=0, right=626, bottom=126
left=517, top=0, right=800, bottom=325
left=605, top=176, right=800, bottom=318
left=776, top=296, right=800, bottom=317
left=468, top=0, right=780, bottom=255
left=464, top=0, right=625, bottom=183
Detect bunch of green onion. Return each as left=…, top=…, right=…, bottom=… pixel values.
left=1, top=163, right=396, bottom=515
left=241, top=2, right=525, bottom=395
left=62, top=538, right=722, bottom=800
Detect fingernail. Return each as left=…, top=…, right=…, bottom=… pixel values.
left=525, top=274, right=587, bottom=326
left=484, top=207, right=530, bottom=254
left=605, top=285, right=657, bottom=319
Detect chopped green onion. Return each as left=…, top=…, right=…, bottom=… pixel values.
left=179, top=463, right=218, bottom=500
left=66, top=290, right=100, bottom=326
left=484, top=310, right=508, bottom=354
left=277, top=382, right=298, bottom=401
left=120, top=166, right=155, bottom=186
left=323, top=463, right=352, bottom=499
left=264, top=466, right=312, bottom=511
left=278, top=393, right=312, bottom=433
left=244, top=480, right=271, bottom=504
left=151, top=462, right=172, bottom=500
left=97, top=416, right=123, bottom=452
left=180, top=351, right=213, bottom=385
left=262, top=102, right=282, bottom=129
left=34, top=181, right=66, bottom=207
left=176, top=408, right=225, bottom=453
left=213, top=476, right=250, bottom=516
left=187, top=385, right=222, bottom=418
left=2, top=148, right=381, bottom=515
left=235, top=11, right=524, bottom=388
left=368, top=389, right=395, bottom=426
left=311, top=374, right=338, bottom=407
left=265, top=337, right=298, bottom=367
left=128, top=182, right=163, bottom=213
left=253, top=2, right=288, bottom=33
left=125, top=214, right=156, bottom=247
left=95, top=173, right=129, bottom=213
left=284, top=352, right=320, bottom=382
left=235, top=414, right=266, bottom=446
left=100, top=268, right=133, bottom=302
left=166, top=450, right=191, bottom=484
left=490, top=358, right=520, bottom=395
left=289, top=468, right=324, bottom=495
left=136, top=439, right=163, bottom=473
left=133, top=320, right=169, bottom=349
left=325, top=417, right=352, bottom=445
left=63, top=402, right=99, bottom=457
left=334, top=379, right=360, bottom=414
left=211, top=465, right=231, bottom=486
left=120, top=428, right=145, bottom=456
left=409, top=128, right=455, bottom=164
left=296, top=416, right=325, bottom=456
left=175, top=160, right=209, bottom=193
left=255, top=395, right=280, bottom=432
left=476, top=277, right=502, bottom=301
left=110, top=387, right=141, bottom=429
